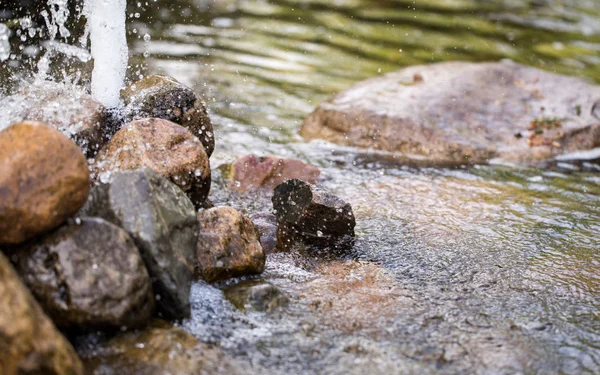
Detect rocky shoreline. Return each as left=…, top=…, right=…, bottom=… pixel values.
left=0, top=74, right=354, bottom=374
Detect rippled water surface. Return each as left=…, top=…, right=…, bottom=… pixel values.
left=4, top=0, right=600, bottom=373
left=126, top=1, right=600, bottom=373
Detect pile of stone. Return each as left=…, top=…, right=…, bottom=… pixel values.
left=0, top=75, right=355, bottom=374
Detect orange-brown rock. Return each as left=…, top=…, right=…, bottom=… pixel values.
left=93, top=118, right=211, bottom=205
left=121, top=75, right=215, bottom=157
left=0, top=252, right=84, bottom=375
left=195, top=207, right=265, bottom=282
left=0, top=121, right=90, bottom=244
left=230, top=154, right=320, bottom=191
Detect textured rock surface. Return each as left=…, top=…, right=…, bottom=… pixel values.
left=301, top=61, right=600, bottom=165
left=272, top=179, right=355, bottom=246
left=250, top=213, right=279, bottom=254
left=81, top=169, right=198, bottom=320
left=14, top=218, right=154, bottom=330
left=196, top=207, right=265, bottom=282
left=224, top=279, right=289, bottom=312
left=0, top=82, right=108, bottom=156
left=0, top=252, right=84, bottom=375
left=0, top=121, right=90, bottom=244
left=121, top=75, right=214, bottom=157
left=80, top=320, right=250, bottom=375
left=230, top=154, right=320, bottom=191
left=93, top=118, right=211, bottom=206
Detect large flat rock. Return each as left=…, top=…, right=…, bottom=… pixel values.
left=301, top=61, right=600, bottom=165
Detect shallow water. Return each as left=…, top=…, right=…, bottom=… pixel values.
left=126, top=1, right=600, bottom=373
left=3, top=0, right=600, bottom=373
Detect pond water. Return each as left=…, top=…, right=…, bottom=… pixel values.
left=3, top=0, right=600, bottom=373
left=129, top=1, right=600, bottom=373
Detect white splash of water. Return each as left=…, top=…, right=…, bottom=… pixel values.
left=84, top=0, right=128, bottom=107
left=0, top=23, right=10, bottom=61
left=41, top=0, right=71, bottom=40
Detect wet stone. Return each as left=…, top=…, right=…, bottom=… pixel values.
left=229, top=154, right=320, bottom=191
left=0, top=81, right=109, bottom=157
left=301, top=61, right=600, bottom=165
left=0, top=252, right=84, bottom=375
left=92, top=117, right=211, bottom=207
left=0, top=121, right=90, bottom=245
left=272, top=179, right=356, bottom=248
left=13, top=217, right=155, bottom=331
left=196, top=206, right=266, bottom=282
left=121, top=75, right=215, bottom=157
left=80, top=169, right=198, bottom=320
left=250, top=213, right=279, bottom=254
left=224, top=279, right=289, bottom=312
left=80, top=320, right=250, bottom=375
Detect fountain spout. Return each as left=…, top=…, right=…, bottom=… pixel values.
left=85, top=0, right=128, bottom=107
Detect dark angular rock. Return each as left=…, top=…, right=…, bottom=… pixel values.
left=272, top=179, right=356, bottom=247
left=0, top=121, right=90, bottom=245
left=13, top=218, right=154, bottom=330
left=0, top=252, right=84, bottom=375
left=121, top=75, right=215, bottom=157
left=81, top=169, right=198, bottom=320
left=224, top=280, right=289, bottom=312
left=195, top=207, right=265, bottom=282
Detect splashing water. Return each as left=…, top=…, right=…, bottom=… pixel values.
left=0, top=23, right=9, bottom=61
left=84, top=0, right=128, bottom=107
left=41, top=0, right=71, bottom=40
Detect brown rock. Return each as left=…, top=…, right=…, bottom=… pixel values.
left=121, top=75, right=215, bottom=157
left=196, top=207, right=265, bottom=282
left=301, top=61, right=600, bottom=165
left=81, top=320, right=250, bottom=375
left=0, top=121, right=90, bottom=244
left=93, top=118, right=211, bottom=205
left=0, top=252, right=84, bottom=375
left=230, top=154, right=320, bottom=191
left=13, top=218, right=155, bottom=330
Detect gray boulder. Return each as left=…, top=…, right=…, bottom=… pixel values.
left=81, top=169, right=198, bottom=320
left=13, top=217, right=154, bottom=330
left=301, top=61, right=600, bottom=165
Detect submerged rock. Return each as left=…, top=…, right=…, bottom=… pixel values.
left=196, top=207, right=265, bottom=282
left=224, top=279, right=289, bottom=312
left=0, top=82, right=108, bottom=157
left=93, top=118, right=211, bottom=206
left=272, top=179, right=355, bottom=247
left=301, top=61, right=600, bottom=165
left=13, top=218, right=154, bottom=330
left=81, top=169, right=198, bottom=320
left=229, top=154, right=320, bottom=191
left=0, top=252, right=84, bottom=375
left=0, top=121, right=90, bottom=245
left=121, top=75, right=215, bottom=157
left=81, top=320, right=248, bottom=375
